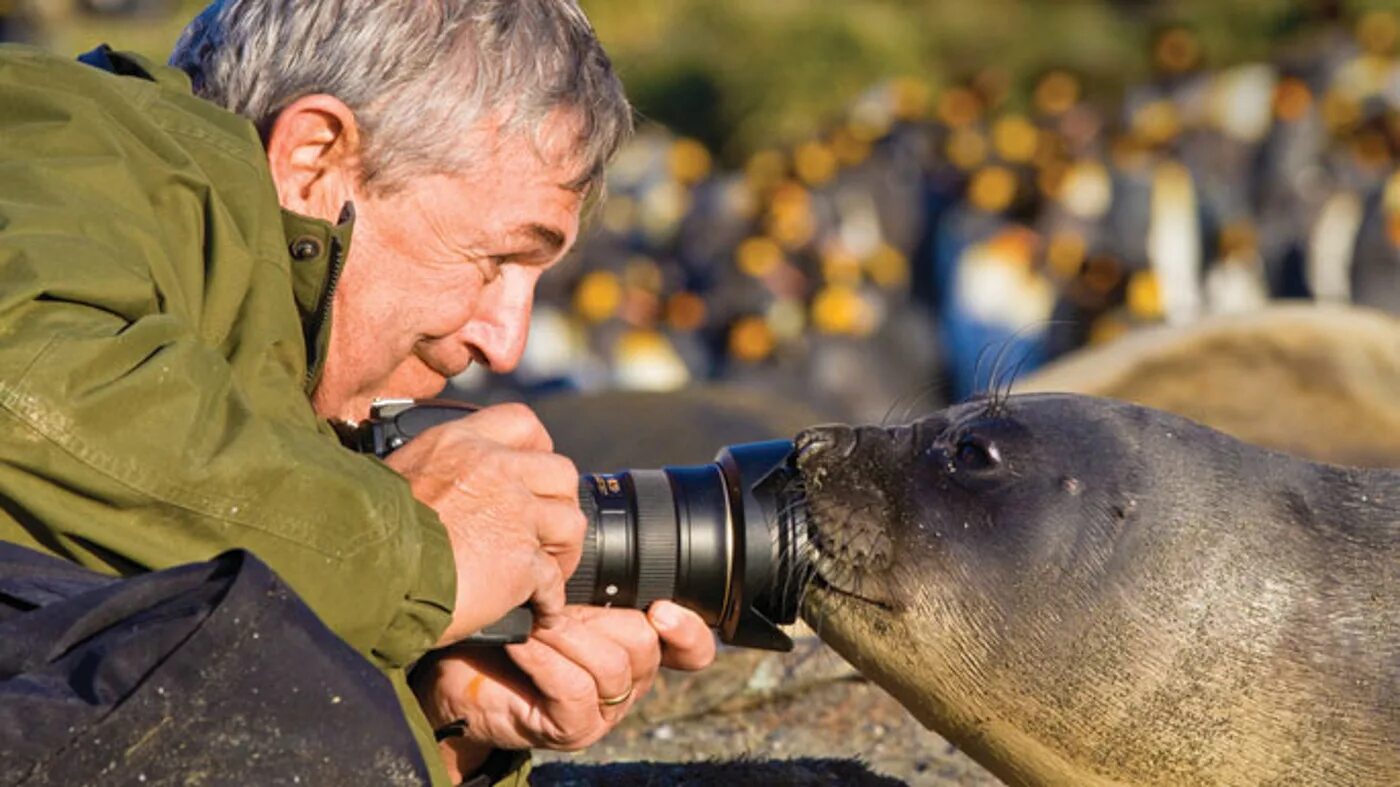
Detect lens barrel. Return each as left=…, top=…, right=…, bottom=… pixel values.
left=571, top=470, right=685, bottom=612
left=570, top=440, right=807, bottom=652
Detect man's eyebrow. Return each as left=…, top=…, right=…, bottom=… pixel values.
left=519, top=223, right=566, bottom=256
left=561, top=166, right=597, bottom=194
left=501, top=221, right=565, bottom=260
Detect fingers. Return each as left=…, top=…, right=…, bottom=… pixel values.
left=509, top=615, right=639, bottom=739
left=649, top=601, right=718, bottom=670
left=530, top=496, right=587, bottom=548
left=561, top=606, right=665, bottom=687
left=444, top=447, right=575, bottom=498
left=422, top=606, right=703, bottom=757
left=512, top=451, right=580, bottom=501
left=526, top=497, right=583, bottom=581
left=521, top=615, right=638, bottom=706
left=390, top=401, right=583, bottom=645
left=528, top=551, right=567, bottom=626
left=454, top=402, right=553, bottom=451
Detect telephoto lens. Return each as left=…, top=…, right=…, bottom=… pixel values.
left=341, top=399, right=813, bottom=651
left=571, top=439, right=810, bottom=651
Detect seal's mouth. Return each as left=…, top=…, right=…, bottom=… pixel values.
left=808, top=569, right=899, bottom=611
left=792, top=424, right=907, bottom=614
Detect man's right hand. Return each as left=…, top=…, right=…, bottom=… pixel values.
left=383, top=403, right=585, bottom=647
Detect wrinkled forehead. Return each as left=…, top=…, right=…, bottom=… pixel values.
left=498, top=105, right=608, bottom=197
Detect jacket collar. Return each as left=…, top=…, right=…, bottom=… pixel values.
left=281, top=204, right=355, bottom=394
left=79, top=44, right=355, bottom=395
left=78, top=44, right=190, bottom=90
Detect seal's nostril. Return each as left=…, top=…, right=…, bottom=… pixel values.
left=794, top=433, right=827, bottom=466
left=795, top=425, right=851, bottom=465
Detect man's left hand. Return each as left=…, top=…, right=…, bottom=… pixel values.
left=414, top=601, right=715, bottom=782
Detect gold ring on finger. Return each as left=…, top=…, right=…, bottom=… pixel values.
left=599, top=686, right=633, bottom=707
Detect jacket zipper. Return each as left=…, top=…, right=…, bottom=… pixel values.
left=304, top=234, right=346, bottom=389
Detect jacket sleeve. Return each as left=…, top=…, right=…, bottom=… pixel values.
left=0, top=58, right=455, bottom=670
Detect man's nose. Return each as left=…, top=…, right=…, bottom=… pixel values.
left=459, top=267, right=537, bottom=373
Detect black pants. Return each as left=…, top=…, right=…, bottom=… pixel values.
left=0, top=543, right=429, bottom=786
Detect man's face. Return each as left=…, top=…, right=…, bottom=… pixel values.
left=310, top=113, right=585, bottom=422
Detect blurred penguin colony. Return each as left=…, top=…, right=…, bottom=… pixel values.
left=16, top=4, right=1394, bottom=423
left=461, top=12, right=1400, bottom=422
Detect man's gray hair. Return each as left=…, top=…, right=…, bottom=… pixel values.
left=171, top=0, right=632, bottom=195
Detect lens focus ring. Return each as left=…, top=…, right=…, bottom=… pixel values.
left=569, top=478, right=601, bottom=605
left=630, top=470, right=678, bottom=609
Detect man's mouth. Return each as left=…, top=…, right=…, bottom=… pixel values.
left=413, top=344, right=474, bottom=381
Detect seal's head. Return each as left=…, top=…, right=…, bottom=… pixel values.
left=798, top=392, right=1156, bottom=634
left=796, top=392, right=1399, bottom=785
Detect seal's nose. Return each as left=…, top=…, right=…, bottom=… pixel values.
left=795, top=424, right=853, bottom=467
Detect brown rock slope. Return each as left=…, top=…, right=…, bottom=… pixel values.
left=1018, top=303, right=1400, bottom=468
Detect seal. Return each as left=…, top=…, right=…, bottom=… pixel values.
left=796, top=392, right=1399, bottom=786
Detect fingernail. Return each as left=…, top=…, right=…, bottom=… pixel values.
left=651, top=603, right=678, bottom=631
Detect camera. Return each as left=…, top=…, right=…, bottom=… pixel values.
left=339, top=399, right=811, bottom=652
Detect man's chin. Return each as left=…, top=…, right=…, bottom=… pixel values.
left=310, top=391, right=375, bottom=425
left=374, top=374, right=452, bottom=409
left=312, top=364, right=453, bottom=423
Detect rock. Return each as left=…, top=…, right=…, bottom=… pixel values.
left=1019, top=303, right=1400, bottom=467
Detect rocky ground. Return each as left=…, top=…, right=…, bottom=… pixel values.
left=533, top=631, right=1001, bottom=786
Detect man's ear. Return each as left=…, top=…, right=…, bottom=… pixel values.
left=265, top=94, right=363, bottom=221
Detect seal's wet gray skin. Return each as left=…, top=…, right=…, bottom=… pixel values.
left=799, top=393, right=1399, bottom=787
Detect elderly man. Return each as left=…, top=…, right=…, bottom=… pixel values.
left=0, top=1, right=714, bottom=784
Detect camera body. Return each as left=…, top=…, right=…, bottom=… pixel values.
left=339, top=399, right=808, bottom=651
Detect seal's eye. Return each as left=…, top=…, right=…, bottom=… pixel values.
left=954, top=434, right=1001, bottom=472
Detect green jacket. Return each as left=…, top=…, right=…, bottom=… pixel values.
left=0, top=45, right=526, bottom=786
